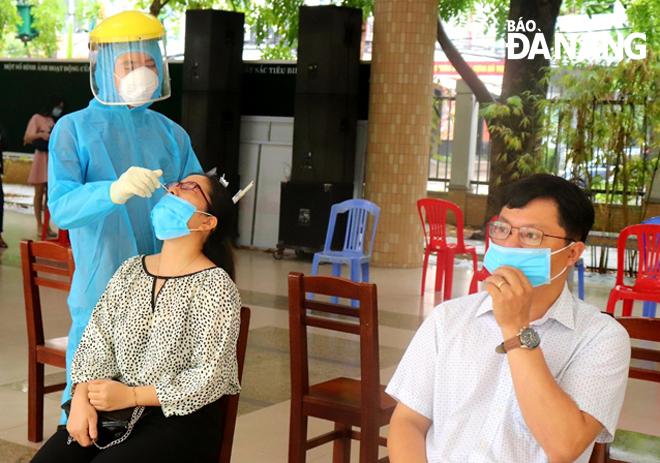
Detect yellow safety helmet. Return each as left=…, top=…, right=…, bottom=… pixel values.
left=89, top=10, right=165, bottom=44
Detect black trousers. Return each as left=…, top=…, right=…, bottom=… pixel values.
left=31, top=400, right=224, bottom=463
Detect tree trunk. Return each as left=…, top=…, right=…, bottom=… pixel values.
left=485, top=0, right=563, bottom=222
left=436, top=17, right=495, bottom=105
left=150, top=0, right=162, bottom=18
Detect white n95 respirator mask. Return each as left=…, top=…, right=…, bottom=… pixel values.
left=116, top=67, right=159, bottom=106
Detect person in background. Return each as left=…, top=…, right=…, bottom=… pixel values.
left=24, top=96, right=66, bottom=237
left=47, top=10, right=202, bottom=424
left=0, top=122, right=7, bottom=248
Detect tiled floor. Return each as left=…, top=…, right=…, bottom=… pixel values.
left=0, top=203, right=658, bottom=462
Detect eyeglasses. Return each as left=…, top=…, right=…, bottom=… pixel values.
left=488, top=221, right=576, bottom=247
left=165, top=181, right=211, bottom=207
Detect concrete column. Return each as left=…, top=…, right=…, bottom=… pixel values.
left=449, top=79, right=479, bottom=191
left=364, top=0, right=438, bottom=268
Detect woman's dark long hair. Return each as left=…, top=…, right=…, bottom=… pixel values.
left=201, top=173, right=237, bottom=281
left=39, top=95, right=66, bottom=119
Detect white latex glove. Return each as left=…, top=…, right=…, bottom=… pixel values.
left=110, top=167, right=163, bottom=205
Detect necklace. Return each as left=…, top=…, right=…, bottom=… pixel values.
left=152, top=253, right=202, bottom=309
left=156, top=253, right=203, bottom=279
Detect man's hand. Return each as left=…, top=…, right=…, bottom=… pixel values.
left=66, top=383, right=98, bottom=447
left=485, top=266, right=607, bottom=462
left=87, top=379, right=134, bottom=411
left=484, top=266, right=534, bottom=337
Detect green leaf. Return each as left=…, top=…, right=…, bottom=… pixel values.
left=0, top=0, right=21, bottom=51
left=506, top=95, right=523, bottom=108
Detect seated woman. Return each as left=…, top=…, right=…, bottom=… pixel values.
left=31, top=173, right=241, bottom=463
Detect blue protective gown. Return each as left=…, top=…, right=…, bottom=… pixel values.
left=48, top=82, right=202, bottom=420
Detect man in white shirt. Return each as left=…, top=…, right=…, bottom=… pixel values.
left=386, top=174, right=631, bottom=463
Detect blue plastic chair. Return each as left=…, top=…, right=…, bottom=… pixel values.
left=311, top=199, right=380, bottom=307
left=641, top=216, right=660, bottom=317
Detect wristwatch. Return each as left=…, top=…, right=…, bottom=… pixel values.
left=495, top=327, right=540, bottom=354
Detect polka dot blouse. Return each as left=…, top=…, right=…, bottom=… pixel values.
left=70, top=255, right=242, bottom=417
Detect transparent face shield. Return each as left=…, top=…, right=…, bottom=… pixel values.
left=90, top=38, right=171, bottom=106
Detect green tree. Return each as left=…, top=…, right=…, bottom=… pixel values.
left=136, top=0, right=371, bottom=59
left=2, top=0, right=653, bottom=216
left=138, top=0, right=650, bottom=223
left=481, top=0, right=659, bottom=222
left=30, top=0, right=67, bottom=56
left=430, top=0, right=654, bottom=224
left=74, top=0, right=102, bottom=32
left=203, top=0, right=566, bottom=221
left=538, top=54, right=660, bottom=270
left=0, top=0, right=22, bottom=51
left=622, top=0, right=660, bottom=50
left=483, top=0, right=564, bottom=221
left=1, top=0, right=65, bottom=57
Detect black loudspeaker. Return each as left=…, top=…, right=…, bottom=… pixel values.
left=296, top=6, right=362, bottom=96
left=181, top=10, right=244, bottom=185
left=292, top=5, right=362, bottom=185
left=292, top=94, right=357, bottom=184
left=181, top=92, right=241, bottom=180
left=278, top=182, right=354, bottom=252
left=182, top=10, right=244, bottom=93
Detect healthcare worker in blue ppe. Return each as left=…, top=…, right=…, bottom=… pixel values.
left=47, top=10, right=202, bottom=425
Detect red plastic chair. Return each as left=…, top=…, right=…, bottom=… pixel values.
left=606, top=224, right=660, bottom=316
left=41, top=206, right=70, bottom=247
left=468, top=216, right=498, bottom=294
left=417, top=198, right=478, bottom=300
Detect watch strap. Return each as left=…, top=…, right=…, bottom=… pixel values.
left=495, top=336, right=522, bottom=354
left=495, top=328, right=527, bottom=354
left=503, top=336, right=522, bottom=352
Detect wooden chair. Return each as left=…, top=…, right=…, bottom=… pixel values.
left=288, top=272, right=394, bottom=463
left=589, top=317, right=660, bottom=463
left=20, top=239, right=74, bottom=442
left=215, top=306, right=251, bottom=463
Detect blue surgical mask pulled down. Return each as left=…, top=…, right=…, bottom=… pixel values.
left=483, top=241, right=574, bottom=287
left=151, top=193, right=212, bottom=240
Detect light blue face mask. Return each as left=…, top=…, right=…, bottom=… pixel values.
left=151, top=194, right=213, bottom=241
left=483, top=241, right=574, bottom=287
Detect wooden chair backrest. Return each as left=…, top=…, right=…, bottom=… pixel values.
left=590, top=316, right=660, bottom=462
left=288, top=272, right=381, bottom=416
left=617, top=317, right=660, bottom=383
left=20, top=239, right=74, bottom=348
left=216, top=306, right=251, bottom=463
